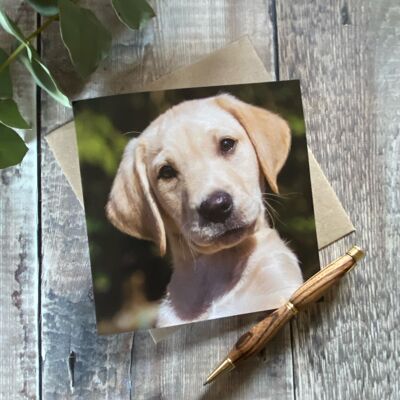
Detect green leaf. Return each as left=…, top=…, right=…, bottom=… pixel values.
left=59, top=0, right=112, bottom=78
left=0, top=10, right=32, bottom=59
left=0, top=122, right=28, bottom=169
left=19, top=47, right=71, bottom=107
left=0, top=48, right=13, bottom=98
left=111, top=0, right=155, bottom=30
left=26, top=0, right=59, bottom=16
left=0, top=99, right=30, bottom=129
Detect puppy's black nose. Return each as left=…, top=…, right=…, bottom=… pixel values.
left=199, top=191, right=233, bottom=223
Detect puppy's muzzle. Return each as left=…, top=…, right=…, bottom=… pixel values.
left=198, top=191, right=233, bottom=223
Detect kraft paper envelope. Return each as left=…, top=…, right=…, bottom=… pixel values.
left=46, top=36, right=354, bottom=342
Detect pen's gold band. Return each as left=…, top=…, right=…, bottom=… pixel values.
left=285, top=301, right=298, bottom=315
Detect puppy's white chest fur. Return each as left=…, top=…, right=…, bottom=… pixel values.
left=156, top=228, right=303, bottom=328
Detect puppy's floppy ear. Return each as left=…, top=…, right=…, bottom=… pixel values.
left=106, top=138, right=167, bottom=256
left=215, top=94, right=291, bottom=193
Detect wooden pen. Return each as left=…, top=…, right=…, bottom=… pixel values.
left=204, top=245, right=365, bottom=385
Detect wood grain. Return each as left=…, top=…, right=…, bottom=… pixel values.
left=277, top=1, right=400, bottom=399
left=0, top=2, right=38, bottom=399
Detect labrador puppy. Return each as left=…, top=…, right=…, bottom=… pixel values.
left=106, top=94, right=303, bottom=328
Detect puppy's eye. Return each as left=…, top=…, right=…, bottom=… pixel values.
left=220, top=138, right=237, bottom=153
left=158, top=165, right=177, bottom=180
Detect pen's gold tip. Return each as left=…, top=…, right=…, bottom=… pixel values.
left=204, top=358, right=235, bottom=385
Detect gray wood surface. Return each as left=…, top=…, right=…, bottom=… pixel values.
left=0, top=2, right=38, bottom=399
left=277, top=2, right=400, bottom=399
left=0, top=0, right=399, bottom=399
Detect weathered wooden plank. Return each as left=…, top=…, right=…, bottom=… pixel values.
left=0, top=1, right=38, bottom=399
left=128, top=2, right=297, bottom=399
left=277, top=1, right=400, bottom=399
left=39, top=3, right=134, bottom=399
left=39, top=0, right=297, bottom=398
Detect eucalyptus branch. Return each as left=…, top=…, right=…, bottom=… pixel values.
left=0, top=14, right=58, bottom=74
left=0, top=0, right=155, bottom=169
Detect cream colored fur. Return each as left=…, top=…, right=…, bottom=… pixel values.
left=106, top=94, right=303, bottom=328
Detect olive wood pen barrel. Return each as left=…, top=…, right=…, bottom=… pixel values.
left=204, top=246, right=365, bottom=385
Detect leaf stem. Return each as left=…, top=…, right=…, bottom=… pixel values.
left=0, top=14, right=59, bottom=74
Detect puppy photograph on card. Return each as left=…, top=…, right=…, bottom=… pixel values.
left=73, top=80, right=319, bottom=334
